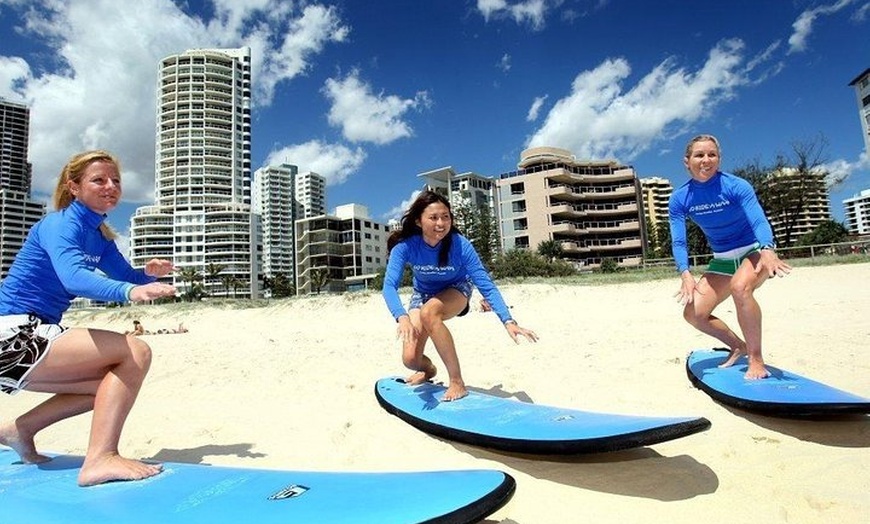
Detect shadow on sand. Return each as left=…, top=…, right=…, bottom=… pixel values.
left=720, top=406, right=870, bottom=447
left=151, top=443, right=266, bottom=464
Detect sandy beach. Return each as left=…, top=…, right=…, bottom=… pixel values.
left=2, top=263, right=869, bottom=523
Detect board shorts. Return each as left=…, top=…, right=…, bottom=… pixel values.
left=707, top=242, right=760, bottom=276
left=409, top=280, right=473, bottom=317
left=0, top=314, right=68, bottom=395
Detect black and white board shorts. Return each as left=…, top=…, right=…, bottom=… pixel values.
left=0, top=314, right=67, bottom=395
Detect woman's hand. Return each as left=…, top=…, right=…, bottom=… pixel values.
left=144, top=259, right=174, bottom=278
left=129, top=282, right=177, bottom=302
left=505, top=321, right=538, bottom=344
left=755, top=249, right=791, bottom=278
left=395, top=315, right=418, bottom=346
left=675, top=271, right=697, bottom=305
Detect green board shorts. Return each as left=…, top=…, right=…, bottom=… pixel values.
left=707, top=244, right=761, bottom=276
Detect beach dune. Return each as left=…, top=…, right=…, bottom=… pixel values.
left=2, top=263, right=868, bottom=523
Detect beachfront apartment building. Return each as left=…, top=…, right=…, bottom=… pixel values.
left=639, top=176, right=673, bottom=229
left=844, top=189, right=870, bottom=235
left=764, top=168, right=831, bottom=247
left=294, top=204, right=388, bottom=295
left=849, top=68, right=870, bottom=153
left=0, top=99, right=45, bottom=280
left=253, top=164, right=327, bottom=285
left=130, top=47, right=260, bottom=298
left=495, top=146, right=646, bottom=269
left=417, top=166, right=498, bottom=234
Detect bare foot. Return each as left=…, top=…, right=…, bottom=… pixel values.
left=744, top=358, right=770, bottom=380
left=442, top=379, right=468, bottom=402
left=0, top=422, right=51, bottom=464
left=78, top=453, right=163, bottom=487
left=718, top=346, right=746, bottom=369
left=405, top=362, right=437, bottom=385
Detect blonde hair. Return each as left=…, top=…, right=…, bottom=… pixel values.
left=53, top=150, right=120, bottom=240
left=684, top=134, right=721, bottom=158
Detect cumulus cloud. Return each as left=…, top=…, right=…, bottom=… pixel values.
left=0, top=0, right=347, bottom=210
left=476, top=0, right=550, bottom=30
left=323, top=69, right=431, bottom=145
left=264, top=140, right=366, bottom=186
left=788, top=0, right=855, bottom=54
left=383, top=189, right=422, bottom=224
left=526, top=39, right=749, bottom=161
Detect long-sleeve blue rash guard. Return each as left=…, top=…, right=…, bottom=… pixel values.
left=0, top=200, right=156, bottom=323
left=668, top=171, right=775, bottom=274
left=383, top=233, right=514, bottom=324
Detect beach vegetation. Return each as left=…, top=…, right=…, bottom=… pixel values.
left=262, top=272, right=295, bottom=298
left=490, top=249, right=577, bottom=279
left=310, top=267, right=330, bottom=294
left=453, top=193, right=500, bottom=268
left=536, top=239, right=563, bottom=262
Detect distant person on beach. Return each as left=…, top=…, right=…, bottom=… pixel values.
left=383, top=190, right=537, bottom=401
left=125, top=320, right=188, bottom=336
left=0, top=150, right=177, bottom=486
left=669, top=134, right=791, bottom=380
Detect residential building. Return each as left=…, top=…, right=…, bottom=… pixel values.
left=639, top=176, right=673, bottom=258
left=849, top=68, right=870, bottom=153
left=765, top=168, right=831, bottom=246
left=130, top=47, right=259, bottom=298
left=844, top=189, right=870, bottom=235
left=0, top=99, right=45, bottom=279
left=639, top=176, right=673, bottom=228
left=495, top=146, right=646, bottom=268
left=253, top=164, right=327, bottom=285
left=254, top=163, right=298, bottom=280
left=418, top=166, right=498, bottom=228
left=295, top=204, right=387, bottom=294
left=295, top=170, right=327, bottom=219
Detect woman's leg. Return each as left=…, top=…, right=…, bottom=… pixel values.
left=18, top=328, right=162, bottom=486
left=730, top=254, right=772, bottom=379
left=682, top=273, right=748, bottom=365
left=419, top=289, right=469, bottom=401
left=0, top=393, right=95, bottom=463
left=402, top=309, right=436, bottom=385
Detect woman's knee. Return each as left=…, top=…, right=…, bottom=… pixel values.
left=419, top=305, right=444, bottom=330
left=127, top=337, right=153, bottom=371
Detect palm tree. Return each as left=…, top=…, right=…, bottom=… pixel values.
left=205, top=262, right=225, bottom=297
left=537, top=239, right=563, bottom=263
left=309, top=267, right=330, bottom=295
left=177, top=266, right=203, bottom=302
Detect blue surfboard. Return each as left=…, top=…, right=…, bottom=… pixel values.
left=0, top=447, right=514, bottom=524
left=686, top=348, right=870, bottom=416
left=375, top=377, right=711, bottom=454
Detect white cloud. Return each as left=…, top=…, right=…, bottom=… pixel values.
left=264, top=140, right=366, bottom=186
left=383, top=190, right=422, bottom=224
left=526, top=95, right=547, bottom=121
left=526, top=39, right=748, bottom=161
left=497, top=53, right=512, bottom=73
left=476, top=0, right=550, bottom=30
left=323, top=69, right=430, bottom=145
left=0, top=0, right=346, bottom=216
left=788, top=0, right=855, bottom=54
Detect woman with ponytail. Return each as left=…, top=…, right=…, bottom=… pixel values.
left=0, top=150, right=177, bottom=486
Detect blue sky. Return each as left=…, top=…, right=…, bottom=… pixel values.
left=1, top=0, right=869, bottom=252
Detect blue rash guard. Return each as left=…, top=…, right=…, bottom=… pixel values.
left=668, top=171, right=775, bottom=273
left=383, top=233, right=514, bottom=324
left=0, top=200, right=156, bottom=324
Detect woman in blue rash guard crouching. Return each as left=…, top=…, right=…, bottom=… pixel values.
left=0, top=150, right=177, bottom=486
left=383, top=191, right=537, bottom=402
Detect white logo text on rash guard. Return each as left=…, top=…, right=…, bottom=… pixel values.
left=690, top=198, right=730, bottom=215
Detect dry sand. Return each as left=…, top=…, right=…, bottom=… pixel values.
left=2, top=263, right=869, bottom=523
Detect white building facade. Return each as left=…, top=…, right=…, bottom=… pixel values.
left=130, top=47, right=259, bottom=298
left=844, top=189, right=870, bottom=235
